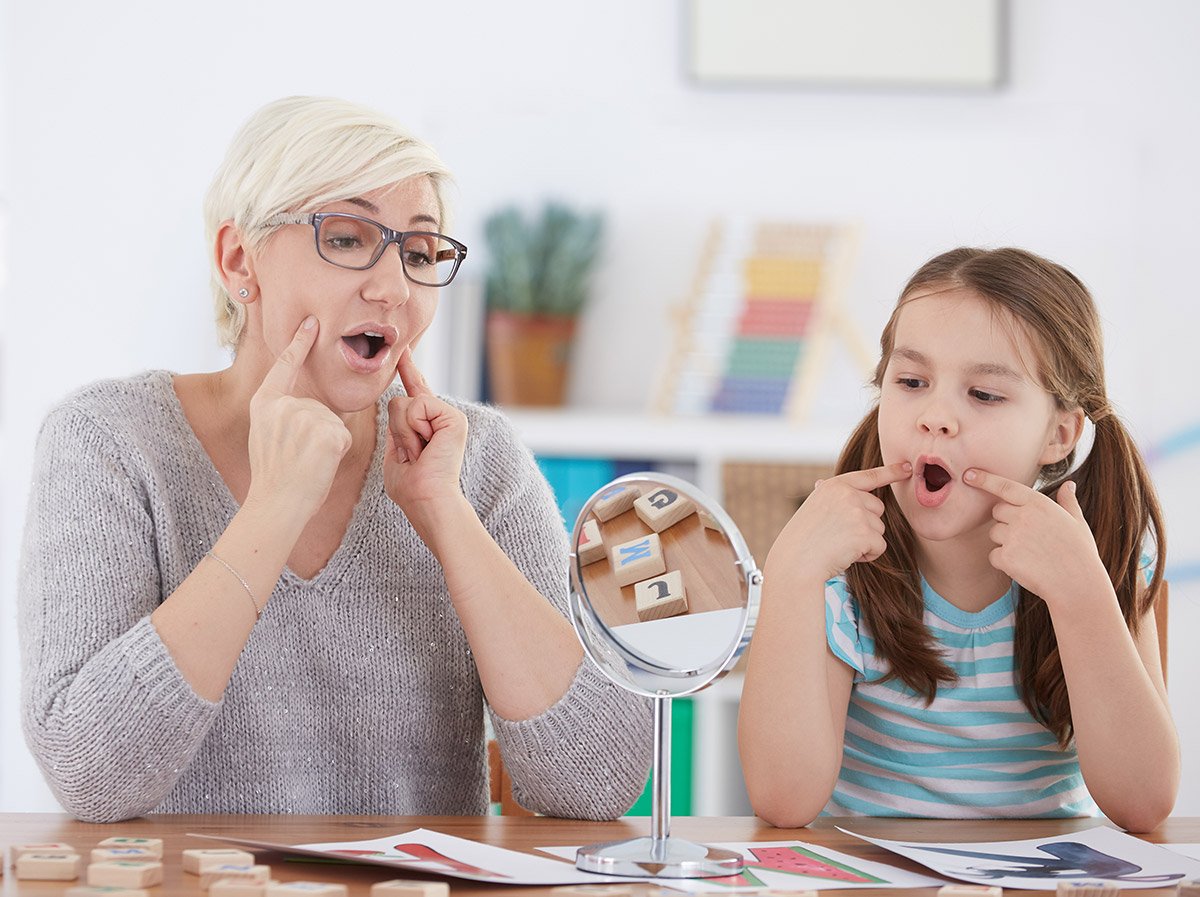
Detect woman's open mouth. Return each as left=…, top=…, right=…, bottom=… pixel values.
left=916, top=458, right=953, bottom=508
left=338, top=323, right=398, bottom=374
left=343, top=332, right=387, bottom=360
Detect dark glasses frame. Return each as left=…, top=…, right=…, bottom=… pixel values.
left=264, top=211, right=468, bottom=287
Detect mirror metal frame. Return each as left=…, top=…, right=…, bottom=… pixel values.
left=568, top=473, right=762, bottom=699
left=567, top=472, right=762, bottom=877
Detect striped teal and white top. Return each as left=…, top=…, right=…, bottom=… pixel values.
left=822, top=575, right=1097, bottom=818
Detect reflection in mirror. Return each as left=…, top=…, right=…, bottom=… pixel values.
left=577, top=481, right=747, bottom=675
left=568, top=473, right=761, bottom=878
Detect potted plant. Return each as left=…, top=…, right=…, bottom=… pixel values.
left=484, top=203, right=603, bottom=406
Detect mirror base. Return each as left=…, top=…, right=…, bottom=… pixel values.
left=575, top=836, right=744, bottom=878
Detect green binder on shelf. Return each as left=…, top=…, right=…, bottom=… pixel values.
left=626, top=696, right=694, bottom=816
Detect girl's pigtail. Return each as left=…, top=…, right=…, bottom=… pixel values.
left=1069, top=404, right=1165, bottom=627
left=1018, top=402, right=1166, bottom=746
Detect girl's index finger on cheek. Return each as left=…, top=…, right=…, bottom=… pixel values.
left=882, top=460, right=914, bottom=482
left=844, top=460, right=913, bottom=492
left=964, top=468, right=1031, bottom=504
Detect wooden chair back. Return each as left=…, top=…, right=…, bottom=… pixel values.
left=488, top=739, right=533, bottom=816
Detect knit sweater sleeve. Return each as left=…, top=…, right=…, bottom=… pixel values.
left=463, top=406, right=652, bottom=820
left=18, top=405, right=221, bottom=822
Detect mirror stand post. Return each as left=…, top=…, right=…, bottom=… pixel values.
left=570, top=472, right=761, bottom=879
left=651, top=695, right=671, bottom=848
left=575, top=694, right=745, bottom=878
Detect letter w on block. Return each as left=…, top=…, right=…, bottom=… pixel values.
left=620, top=540, right=652, bottom=562
left=611, top=532, right=665, bottom=587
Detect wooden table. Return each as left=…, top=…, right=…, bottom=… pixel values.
left=3, top=815, right=1199, bottom=896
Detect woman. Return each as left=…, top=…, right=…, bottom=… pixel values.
left=19, top=96, right=651, bottom=823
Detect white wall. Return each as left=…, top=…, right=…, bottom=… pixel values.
left=3, top=1, right=1199, bottom=814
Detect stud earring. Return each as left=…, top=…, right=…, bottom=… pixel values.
left=238, top=288, right=250, bottom=298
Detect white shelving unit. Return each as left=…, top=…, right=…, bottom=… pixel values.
left=507, top=408, right=846, bottom=815
left=506, top=409, right=846, bottom=497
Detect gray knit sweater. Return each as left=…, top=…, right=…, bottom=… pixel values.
left=19, top=371, right=652, bottom=823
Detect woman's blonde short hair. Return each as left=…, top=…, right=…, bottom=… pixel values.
left=203, top=95, right=454, bottom=350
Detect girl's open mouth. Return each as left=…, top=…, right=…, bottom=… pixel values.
left=916, top=459, right=953, bottom=508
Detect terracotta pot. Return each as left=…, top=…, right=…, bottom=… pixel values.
left=486, top=311, right=577, bottom=406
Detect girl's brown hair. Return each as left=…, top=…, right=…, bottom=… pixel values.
left=838, top=247, right=1166, bottom=746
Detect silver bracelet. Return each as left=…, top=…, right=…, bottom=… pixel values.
left=206, top=550, right=262, bottom=620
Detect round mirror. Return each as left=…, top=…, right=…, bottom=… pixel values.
left=567, top=472, right=762, bottom=878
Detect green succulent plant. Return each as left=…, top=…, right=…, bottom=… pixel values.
left=484, top=203, right=603, bottom=317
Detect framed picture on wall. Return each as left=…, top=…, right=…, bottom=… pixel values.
left=688, top=0, right=1006, bottom=89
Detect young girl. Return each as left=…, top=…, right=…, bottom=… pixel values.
left=738, top=247, right=1176, bottom=832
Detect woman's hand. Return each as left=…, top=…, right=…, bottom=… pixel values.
left=245, top=317, right=352, bottom=521
left=768, top=461, right=912, bottom=586
left=383, top=348, right=468, bottom=518
left=964, top=468, right=1109, bottom=607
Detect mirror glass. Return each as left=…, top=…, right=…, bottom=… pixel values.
left=570, top=473, right=759, bottom=696
left=567, top=472, right=761, bottom=877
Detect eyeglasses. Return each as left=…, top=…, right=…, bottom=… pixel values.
left=265, top=212, right=468, bottom=287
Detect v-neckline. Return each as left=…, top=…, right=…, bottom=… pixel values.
left=160, top=370, right=390, bottom=588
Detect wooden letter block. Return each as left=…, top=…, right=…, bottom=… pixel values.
left=200, top=863, right=272, bottom=889
left=698, top=508, right=721, bottom=530
left=593, top=484, right=639, bottom=521
left=98, top=837, right=163, bottom=858
left=265, top=883, right=349, bottom=896
left=938, top=887, right=1003, bottom=897
left=1056, top=883, right=1119, bottom=896
left=634, top=487, right=696, bottom=533
left=211, top=880, right=274, bottom=897
left=183, top=849, right=257, bottom=874
left=91, top=848, right=157, bottom=863
left=634, top=570, right=689, bottom=621
left=11, top=842, right=75, bottom=864
left=577, top=518, right=606, bottom=566
left=88, top=860, right=164, bottom=888
left=15, top=852, right=82, bottom=880
left=66, top=887, right=151, bottom=897
left=610, top=532, right=665, bottom=586
left=371, top=880, right=451, bottom=897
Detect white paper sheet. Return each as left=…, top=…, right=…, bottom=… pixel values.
left=195, top=827, right=645, bottom=885
left=841, top=825, right=1200, bottom=891
left=539, top=841, right=946, bottom=891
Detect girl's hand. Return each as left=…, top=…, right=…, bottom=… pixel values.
left=246, top=317, right=352, bottom=521
left=964, top=468, right=1109, bottom=605
left=768, top=461, right=912, bottom=585
left=383, top=348, right=468, bottom=514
